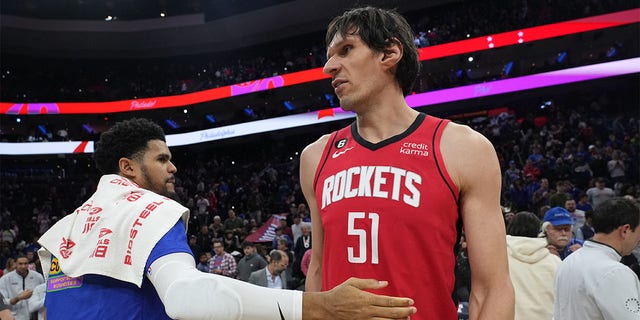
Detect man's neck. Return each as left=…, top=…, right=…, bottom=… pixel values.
left=355, top=103, right=418, bottom=143
left=591, top=234, right=622, bottom=256
left=16, top=270, right=27, bottom=278
left=267, top=265, right=277, bottom=279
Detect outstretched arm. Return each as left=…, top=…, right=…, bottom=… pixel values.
left=441, top=123, right=514, bottom=320
left=148, top=252, right=416, bottom=320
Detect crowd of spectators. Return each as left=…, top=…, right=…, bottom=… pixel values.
left=0, top=0, right=637, bottom=307
left=2, top=0, right=635, bottom=104
left=0, top=82, right=637, bottom=287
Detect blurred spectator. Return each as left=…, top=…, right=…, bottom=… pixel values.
left=586, top=177, right=615, bottom=209
left=208, top=215, right=224, bottom=239
left=542, top=207, right=583, bottom=260
left=208, top=240, right=237, bottom=278
left=574, top=210, right=595, bottom=241
left=222, top=230, right=241, bottom=255
left=290, top=214, right=303, bottom=246
left=236, top=241, right=267, bottom=282
left=553, top=197, right=640, bottom=319
left=196, top=252, right=210, bottom=273
left=607, top=149, right=626, bottom=183
left=300, top=248, right=312, bottom=277
left=506, top=211, right=561, bottom=320
left=454, top=233, right=471, bottom=303
left=188, top=234, right=202, bottom=263
left=195, top=225, right=213, bottom=254
left=293, top=223, right=311, bottom=281
left=248, top=250, right=289, bottom=289
left=575, top=193, right=593, bottom=213
left=548, top=180, right=571, bottom=208
left=223, top=209, right=244, bottom=235
left=564, top=198, right=585, bottom=229
left=276, top=238, right=295, bottom=288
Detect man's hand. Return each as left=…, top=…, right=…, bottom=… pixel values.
left=569, top=243, right=582, bottom=252
left=0, top=309, right=14, bottom=320
left=9, top=289, right=33, bottom=305
left=547, top=245, right=560, bottom=257
left=302, top=277, right=416, bottom=320
left=17, top=290, right=33, bottom=301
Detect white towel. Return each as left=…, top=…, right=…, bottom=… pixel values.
left=38, top=174, right=189, bottom=287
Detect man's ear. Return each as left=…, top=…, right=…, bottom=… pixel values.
left=381, top=38, right=403, bottom=69
left=118, top=157, right=136, bottom=178
left=620, top=224, right=632, bottom=238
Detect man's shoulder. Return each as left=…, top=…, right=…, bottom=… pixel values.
left=248, top=267, right=266, bottom=280
left=0, top=271, right=13, bottom=282
left=300, top=134, right=332, bottom=160
left=27, top=269, right=44, bottom=276
left=250, top=267, right=266, bottom=275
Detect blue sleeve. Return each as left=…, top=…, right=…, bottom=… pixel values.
left=145, top=219, right=193, bottom=270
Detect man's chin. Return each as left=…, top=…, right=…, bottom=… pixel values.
left=161, top=190, right=179, bottom=201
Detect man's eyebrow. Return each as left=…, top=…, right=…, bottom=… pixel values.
left=327, top=37, right=349, bottom=58
left=157, top=153, right=171, bottom=160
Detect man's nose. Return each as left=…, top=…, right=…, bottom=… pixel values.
left=323, top=57, right=339, bottom=75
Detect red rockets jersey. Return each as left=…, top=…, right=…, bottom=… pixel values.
left=314, top=113, right=461, bottom=320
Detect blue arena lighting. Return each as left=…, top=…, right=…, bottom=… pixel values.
left=557, top=52, right=567, bottom=63
left=165, top=119, right=179, bottom=129
left=324, top=94, right=335, bottom=106
left=38, top=125, right=47, bottom=135
left=283, top=101, right=295, bottom=111
left=243, top=107, right=255, bottom=117
left=206, top=115, right=216, bottom=123
left=504, top=62, right=514, bottom=76
left=82, top=124, right=93, bottom=133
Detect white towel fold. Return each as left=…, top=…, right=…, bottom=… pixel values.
left=38, top=174, right=189, bottom=287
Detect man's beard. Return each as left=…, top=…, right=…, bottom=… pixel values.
left=141, top=165, right=177, bottom=199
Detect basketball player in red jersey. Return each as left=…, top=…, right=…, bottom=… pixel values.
left=300, top=7, right=514, bottom=320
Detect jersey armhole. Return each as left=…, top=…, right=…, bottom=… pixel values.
left=433, top=119, right=460, bottom=205
left=312, top=131, right=339, bottom=189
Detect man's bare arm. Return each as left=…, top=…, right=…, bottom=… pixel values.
left=441, top=123, right=515, bottom=320
left=299, top=135, right=328, bottom=292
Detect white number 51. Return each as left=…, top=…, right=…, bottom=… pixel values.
left=347, top=212, right=379, bottom=264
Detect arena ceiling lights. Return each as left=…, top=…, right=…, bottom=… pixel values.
left=2, top=9, right=637, bottom=116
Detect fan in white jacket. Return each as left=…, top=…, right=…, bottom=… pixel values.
left=506, top=211, right=561, bottom=320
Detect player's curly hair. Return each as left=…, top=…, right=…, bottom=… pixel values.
left=325, top=6, right=420, bottom=96
left=93, top=118, right=165, bottom=174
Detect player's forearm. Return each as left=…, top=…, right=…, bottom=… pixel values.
left=8, top=297, right=18, bottom=306
left=150, top=253, right=303, bottom=320
left=305, top=264, right=322, bottom=292
left=469, top=279, right=514, bottom=320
